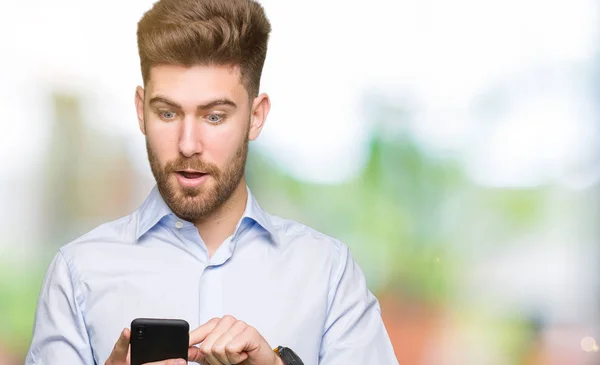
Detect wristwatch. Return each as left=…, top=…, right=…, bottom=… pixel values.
left=274, top=346, right=304, bottom=365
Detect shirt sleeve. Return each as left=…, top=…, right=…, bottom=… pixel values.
left=25, top=250, right=95, bottom=365
left=319, top=242, right=399, bottom=364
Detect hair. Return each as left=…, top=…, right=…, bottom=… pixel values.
left=137, top=0, right=271, bottom=97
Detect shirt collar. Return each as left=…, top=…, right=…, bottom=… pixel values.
left=242, top=186, right=279, bottom=245
left=135, top=185, right=279, bottom=245
left=135, top=185, right=171, bottom=240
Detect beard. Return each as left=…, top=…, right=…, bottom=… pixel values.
left=146, top=130, right=249, bottom=223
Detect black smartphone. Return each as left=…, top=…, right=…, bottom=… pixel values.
left=130, top=318, right=189, bottom=365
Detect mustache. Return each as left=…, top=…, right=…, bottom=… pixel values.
left=165, top=157, right=220, bottom=175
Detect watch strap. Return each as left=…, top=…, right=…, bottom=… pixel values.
left=274, top=346, right=304, bottom=365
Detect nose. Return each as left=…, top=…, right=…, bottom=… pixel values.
left=178, top=116, right=204, bottom=158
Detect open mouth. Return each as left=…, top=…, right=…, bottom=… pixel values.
left=177, top=171, right=206, bottom=179
left=175, top=170, right=209, bottom=187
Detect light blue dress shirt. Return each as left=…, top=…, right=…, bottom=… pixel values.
left=26, top=186, right=398, bottom=365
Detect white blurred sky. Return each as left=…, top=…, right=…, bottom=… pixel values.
left=0, top=0, right=599, bottom=186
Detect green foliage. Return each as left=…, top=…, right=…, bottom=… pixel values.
left=0, top=260, right=46, bottom=356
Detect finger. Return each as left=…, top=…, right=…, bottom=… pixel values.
left=199, top=316, right=238, bottom=365
left=205, top=357, right=225, bottom=365
left=189, top=317, right=221, bottom=346
left=188, top=346, right=205, bottom=363
left=191, top=353, right=223, bottom=365
left=142, top=359, right=187, bottom=365
left=224, top=327, right=259, bottom=364
left=108, top=328, right=131, bottom=363
left=211, top=321, right=248, bottom=365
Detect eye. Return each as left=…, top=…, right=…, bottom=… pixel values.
left=159, top=110, right=177, bottom=120
left=206, top=114, right=224, bottom=124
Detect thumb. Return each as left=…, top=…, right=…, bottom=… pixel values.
left=107, top=328, right=130, bottom=364
left=227, top=352, right=249, bottom=364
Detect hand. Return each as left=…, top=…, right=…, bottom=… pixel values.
left=189, top=316, right=284, bottom=365
left=104, top=328, right=186, bottom=365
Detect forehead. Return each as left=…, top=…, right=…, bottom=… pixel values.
left=146, top=64, right=248, bottom=106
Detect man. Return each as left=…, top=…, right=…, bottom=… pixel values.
left=26, top=0, right=399, bottom=364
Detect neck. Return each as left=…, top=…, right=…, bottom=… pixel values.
left=194, top=178, right=248, bottom=257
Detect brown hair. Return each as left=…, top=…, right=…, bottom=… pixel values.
left=137, top=0, right=271, bottom=97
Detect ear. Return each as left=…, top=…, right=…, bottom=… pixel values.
left=248, top=93, right=271, bottom=141
left=135, top=86, right=146, bottom=135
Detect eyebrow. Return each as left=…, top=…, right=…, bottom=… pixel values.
left=148, top=95, right=237, bottom=110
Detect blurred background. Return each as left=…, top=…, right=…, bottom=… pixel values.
left=1, top=0, right=599, bottom=364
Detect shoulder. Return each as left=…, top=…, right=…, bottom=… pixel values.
left=58, top=211, right=139, bottom=265
left=268, top=213, right=349, bottom=263
left=272, top=214, right=343, bottom=245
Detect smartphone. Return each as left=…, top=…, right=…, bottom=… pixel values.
left=130, top=318, right=189, bottom=365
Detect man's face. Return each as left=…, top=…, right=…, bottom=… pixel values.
left=135, top=64, right=269, bottom=222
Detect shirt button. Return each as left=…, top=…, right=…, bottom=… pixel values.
left=175, top=221, right=184, bottom=229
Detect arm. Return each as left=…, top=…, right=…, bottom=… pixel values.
left=25, top=250, right=95, bottom=365
left=319, top=242, right=399, bottom=364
